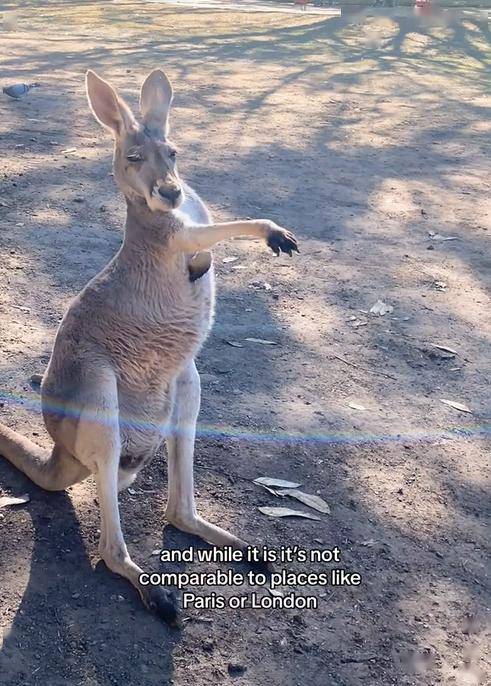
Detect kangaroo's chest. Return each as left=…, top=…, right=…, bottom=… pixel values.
left=109, top=271, right=215, bottom=389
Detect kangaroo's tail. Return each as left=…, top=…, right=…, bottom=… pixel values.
left=0, top=423, right=88, bottom=491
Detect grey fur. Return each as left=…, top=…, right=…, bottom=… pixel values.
left=0, top=69, right=299, bottom=623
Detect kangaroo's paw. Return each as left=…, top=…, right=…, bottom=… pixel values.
left=265, top=224, right=300, bottom=257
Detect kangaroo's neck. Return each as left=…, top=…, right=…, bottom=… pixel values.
left=121, top=197, right=182, bottom=262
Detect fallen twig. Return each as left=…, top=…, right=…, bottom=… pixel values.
left=195, top=463, right=250, bottom=483
left=331, top=355, right=397, bottom=381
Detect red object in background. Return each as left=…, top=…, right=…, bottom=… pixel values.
left=415, top=0, right=432, bottom=17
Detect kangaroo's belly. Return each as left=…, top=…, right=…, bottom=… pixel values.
left=117, top=383, right=174, bottom=484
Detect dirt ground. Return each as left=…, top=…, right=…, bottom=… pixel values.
left=0, top=2, right=490, bottom=685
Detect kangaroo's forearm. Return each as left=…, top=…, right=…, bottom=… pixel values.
left=174, top=220, right=267, bottom=252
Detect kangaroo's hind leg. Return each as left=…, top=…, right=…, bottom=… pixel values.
left=74, top=368, right=178, bottom=624
left=165, top=361, right=247, bottom=551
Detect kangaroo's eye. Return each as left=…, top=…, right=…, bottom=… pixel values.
left=126, top=149, right=143, bottom=162
left=169, top=149, right=177, bottom=160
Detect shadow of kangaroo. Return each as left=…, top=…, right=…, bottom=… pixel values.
left=0, top=69, right=299, bottom=624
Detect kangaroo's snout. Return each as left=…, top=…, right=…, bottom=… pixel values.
left=158, top=186, right=182, bottom=205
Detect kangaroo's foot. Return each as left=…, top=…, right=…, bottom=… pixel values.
left=165, top=509, right=248, bottom=551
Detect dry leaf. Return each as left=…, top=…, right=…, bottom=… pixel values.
left=431, top=343, right=458, bottom=355
left=0, top=493, right=30, bottom=508
left=349, top=402, right=366, bottom=411
left=428, top=346, right=455, bottom=360
left=226, top=340, right=243, bottom=348
left=432, top=280, right=447, bottom=291
left=245, top=338, right=278, bottom=345
left=360, top=539, right=377, bottom=547
left=151, top=549, right=161, bottom=556
left=258, top=506, right=321, bottom=521
left=369, top=300, right=394, bottom=316
left=268, top=587, right=284, bottom=598
left=258, top=484, right=283, bottom=497
left=276, top=489, right=330, bottom=514
left=428, top=231, right=457, bottom=241
left=254, top=477, right=302, bottom=489
left=61, top=147, right=77, bottom=154
left=222, top=256, right=238, bottom=264
left=350, top=318, right=368, bottom=328
left=440, top=399, right=472, bottom=413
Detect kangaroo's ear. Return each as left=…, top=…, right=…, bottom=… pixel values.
left=86, top=70, right=136, bottom=136
left=139, top=69, right=173, bottom=137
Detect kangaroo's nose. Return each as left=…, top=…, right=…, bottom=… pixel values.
left=158, top=186, right=182, bottom=203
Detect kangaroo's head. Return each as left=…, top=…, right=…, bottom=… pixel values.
left=86, top=69, right=183, bottom=212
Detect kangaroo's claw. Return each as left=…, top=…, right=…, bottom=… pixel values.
left=141, top=585, right=181, bottom=627
left=267, top=228, right=299, bottom=257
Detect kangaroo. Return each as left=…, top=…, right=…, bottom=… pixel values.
left=0, top=69, right=299, bottom=624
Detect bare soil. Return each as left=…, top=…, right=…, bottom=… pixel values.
left=0, top=2, right=489, bottom=685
